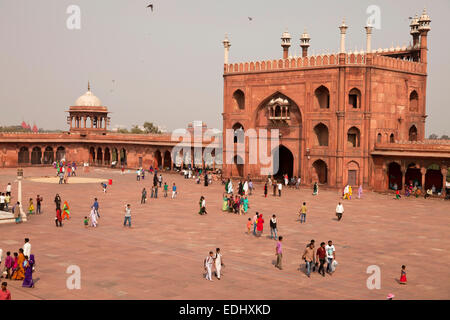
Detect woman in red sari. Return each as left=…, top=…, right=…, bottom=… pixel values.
left=256, top=214, right=264, bottom=237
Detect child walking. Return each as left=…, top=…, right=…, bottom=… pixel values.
left=399, top=265, right=407, bottom=284
left=246, top=218, right=252, bottom=234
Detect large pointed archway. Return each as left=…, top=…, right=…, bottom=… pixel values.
left=272, top=145, right=294, bottom=178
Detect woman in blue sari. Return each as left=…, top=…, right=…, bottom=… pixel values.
left=243, top=196, right=249, bottom=214
left=22, top=254, right=35, bottom=288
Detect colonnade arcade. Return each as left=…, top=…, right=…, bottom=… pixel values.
left=386, top=160, right=448, bottom=194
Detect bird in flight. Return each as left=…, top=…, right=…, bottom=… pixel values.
left=248, top=17, right=253, bottom=21
left=147, top=4, right=153, bottom=11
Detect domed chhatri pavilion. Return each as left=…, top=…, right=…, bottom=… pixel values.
left=222, top=8, right=450, bottom=193
left=67, top=82, right=110, bottom=134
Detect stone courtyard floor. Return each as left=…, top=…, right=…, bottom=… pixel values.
left=0, top=167, right=449, bottom=300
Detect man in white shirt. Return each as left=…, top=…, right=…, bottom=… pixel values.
left=0, top=194, right=5, bottom=211
left=214, top=248, right=224, bottom=280
left=325, top=240, right=335, bottom=274
left=6, top=183, right=12, bottom=196
left=278, top=182, right=282, bottom=197
left=336, top=202, right=344, bottom=221
left=23, top=238, right=31, bottom=258
left=204, top=251, right=214, bottom=281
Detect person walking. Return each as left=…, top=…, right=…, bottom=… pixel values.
left=23, top=238, right=31, bottom=259
left=264, top=183, right=268, bottom=198
left=123, top=204, right=132, bottom=228
left=270, top=215, right=278, bottom=240
left=36, top=195, right=43, bottom=214
left=204, top=251, right=214, bottom=281
left=62, top=201, right=70, bottom=220
left=275, top=236, right=283, bottom=270
left=92, top=198, right=100, bottom=218
left=163, top=182, right=168, bottom=197
left=256, top=214, right=264, bottom=237
left=277, top=182, right=282, bottom=197
left=252, top=212, right=259, bottom=236
left=302, top=242, right=316, bottom=278
left=54, top=194, right=61, bottom=210
left=214, top=248, right=224, bottom=280
left=336, top=202, right=344, bottom=221
left=6, top=183, right=12, bottom=197
left=89, top=208, right=98, bottom=227
left=172, top=183, right=177, bottom=199
left=399, top=265, right=407, bottom=284
left=316, top=242, right=327, bottom=277
left=299, top=202, right=307, bottom=223
left=325, top=240, right=336, bottom=274
left=141, top=188, right=147, bottom=204
left=55, top=207, right=62, bottom=227
left=158, top=174, right=162, bottom=187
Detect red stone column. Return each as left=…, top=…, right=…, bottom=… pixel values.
left=336, top=53, right=347, bottom=187
left=441, top=167, right=448, bottom=196
left=420, top=167, right=427, bottom=189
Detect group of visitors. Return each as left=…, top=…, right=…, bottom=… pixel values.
left=222, top=193, right=249, bottom=215
left=54, top=160, right=76, bottom=184
left=204, top=248, right=224, bottom=281
left=0, top=238, right=35, bottom=297
left=53, top=194, right=71, bottom=227
left=224, top=178, right=253, bottom=196
left=343, top=184, right=363, bottom=200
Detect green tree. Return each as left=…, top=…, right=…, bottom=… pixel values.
left=143, top=122, right=161, bottom=134
left=428, top=133, right=438, bottom=139
left=440, top=134, right=449, bottom=140
left=130, top=125, right=144, bottom=134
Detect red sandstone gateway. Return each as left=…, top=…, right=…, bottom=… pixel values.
left=221, top=9, right=449, bottom=194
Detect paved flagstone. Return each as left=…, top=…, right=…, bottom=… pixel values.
left=0, top=167, right=449, bottom=300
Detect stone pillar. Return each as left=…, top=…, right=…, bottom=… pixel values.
left=420, top=167, right=427, bottom=189
left=17, top=177, right=27, bottom=222
left=365, top=25, right=373, bottom=53
left=401, top=164, right=406, bottom=190
left=84, top=116, right=87, bottom=128
left=222, top=35, right=231, bottom=65
left=441, top=167, right=448, bottom=195
left=339, top=19, right=348, bottom=53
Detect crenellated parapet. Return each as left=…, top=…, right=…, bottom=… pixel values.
left=224, top=51, right=425, bottom=75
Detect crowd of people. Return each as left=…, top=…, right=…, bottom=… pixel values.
left=53, top=160, right=77, bottom=184
left=0, top=238, right=35, bottom=299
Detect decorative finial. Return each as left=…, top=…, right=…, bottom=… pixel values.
left=88, top=81, right=91, bottom=91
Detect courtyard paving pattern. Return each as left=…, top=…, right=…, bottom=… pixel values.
left=0, top=167, right=449, bottom=300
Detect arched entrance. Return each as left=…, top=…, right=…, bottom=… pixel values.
left=31, top=147, right=42, bottom=165
left=405, top=163, right=421, bottom=187
left=154, top=150, right=162, bottom=168
left=104, top=148, right=111, bottom=165
left=425, top=164, right=443, bottom=192
left=18, top=147, right=29, bottom=164
left=97, top=147, right=103, bottom=165
left=112, top=148, right=118, bottom=163
left=388, top=162, right=402, bottom=190
left=312, top=160, right=328, bottom=184
left=56, top=146, right=65, bottom=162
left=272, top=145, right=294, bottom=178
left=90, top=147, right=96, bottom=163
left=164, top=150, right=172, bottom=169
left=120, top=148, right=127, bottom=165
left=43, top=146, right=54, bottom=164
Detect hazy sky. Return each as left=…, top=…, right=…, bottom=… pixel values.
left=0, top=0, right=449, bottom=135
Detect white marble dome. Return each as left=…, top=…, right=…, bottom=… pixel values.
left=75, top=85, right=102, bottom=107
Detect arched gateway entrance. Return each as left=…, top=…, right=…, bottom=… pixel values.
left=272, top=145, right=294, bottom=178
